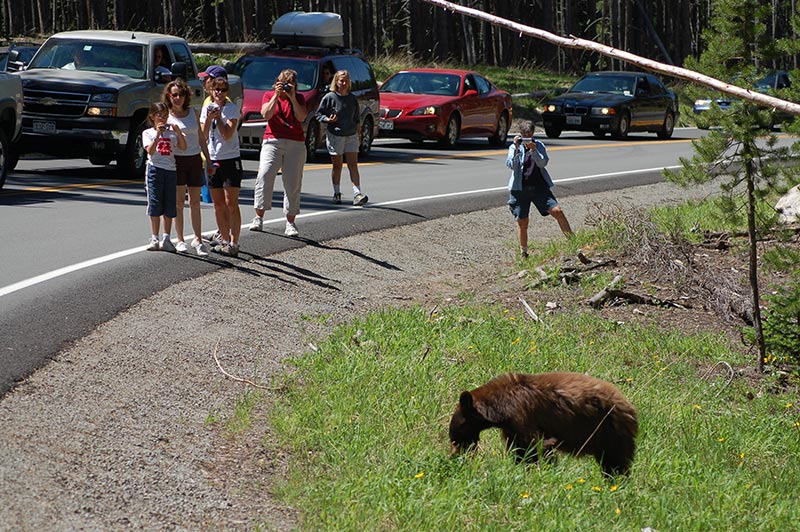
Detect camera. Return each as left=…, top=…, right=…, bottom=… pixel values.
left=157, top=124, right=167, bottom=132
left=206, top=103, right=219, bottom=114
left=281, top=82, right=292, bottom=91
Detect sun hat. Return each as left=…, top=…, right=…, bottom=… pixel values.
left=198, top=65, right=228, bottom=79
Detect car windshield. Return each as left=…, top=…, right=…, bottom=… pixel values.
left=232, top=56, right=317, bottom=91
left=571, top=75, right=635, bottom=96
left=380, top=72, right=461, bottom=96
left=27, top=38, right=147, bottom=79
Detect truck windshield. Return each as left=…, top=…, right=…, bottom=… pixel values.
left=28, top=38, right=147, bottom=79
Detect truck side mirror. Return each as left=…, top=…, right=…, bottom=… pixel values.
left=170, top=61, right=188, bottom=81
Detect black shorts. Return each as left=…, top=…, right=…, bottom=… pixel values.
left=175, top=154, right=204, bottom=187
left=209, top=157, right=243, bottom=189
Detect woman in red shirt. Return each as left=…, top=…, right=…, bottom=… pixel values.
left=249, top=69, right=308, bottom=237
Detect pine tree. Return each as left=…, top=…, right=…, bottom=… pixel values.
left=666, top=0, right=800, bottom=372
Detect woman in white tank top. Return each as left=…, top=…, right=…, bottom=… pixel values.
left=164, top=80, right=212, bottom=256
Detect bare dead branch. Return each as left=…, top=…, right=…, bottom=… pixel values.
left=420, top=0, right=800, bottom=116
left=212, top=339, right=274, bottom=390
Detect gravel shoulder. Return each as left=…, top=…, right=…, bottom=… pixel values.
left=0, top=180, right=721, bottom=531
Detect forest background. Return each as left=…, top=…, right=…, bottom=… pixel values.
left=2, top=0, right=800, bottom=74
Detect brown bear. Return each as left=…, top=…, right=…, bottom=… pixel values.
left=448, top=372, right=638, bottom=476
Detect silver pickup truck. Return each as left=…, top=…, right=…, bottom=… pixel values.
left=0, top=69, right=22, bottom=190
left=14, top=30, right=242, bottom=178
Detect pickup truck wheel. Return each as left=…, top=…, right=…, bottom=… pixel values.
left=118, top=120, right=147, bottom=179
left=305, top=120, right=319, bottom=163
left=0, top=129, right=8, bottom=190
left=359, top=116, right=374, bottom=157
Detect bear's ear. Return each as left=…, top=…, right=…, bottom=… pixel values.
left=459, top=391, right=474, bottom=411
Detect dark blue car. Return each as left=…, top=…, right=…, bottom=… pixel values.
left=541, top=71, right=679, bottom=140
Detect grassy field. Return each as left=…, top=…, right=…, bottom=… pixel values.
left=253, top=199, right=800, bottom=531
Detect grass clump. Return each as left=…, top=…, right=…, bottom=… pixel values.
left=270, top=305, right=800, bottom=531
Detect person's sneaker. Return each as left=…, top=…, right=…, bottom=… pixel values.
left=353, top=193, right=369, bottom=206
left=332, top=192, right=342, bottom=204
left=206, top=230, right=223, bottom=246
left=249, top=216, right=263, bottom=231
left=228, top=243, right=239, bottom=257
left=175, top=241, right=189, bottom=253
left=284, top=221, right=299, bottom=237
left=191, top=238, right=209, bottom=257
left=146, top=237, right=159, bottom=251
left=161, top=237, right=176, bottom=253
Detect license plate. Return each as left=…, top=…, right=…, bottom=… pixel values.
left=566, top=116, right=581, bottom=125
left=379, top=120, right=394, bottom=130
left=33, top=120, right=57, bottom=134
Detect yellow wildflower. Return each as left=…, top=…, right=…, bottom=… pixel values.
left=414, top=472, right=424, bottom=479
left=610, top=485, right=619, bottom=492
left=615, top=507, right=621, bottom=515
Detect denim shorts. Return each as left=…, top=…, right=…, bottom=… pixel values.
left=508, top=186, right=559, bottom=220
left=326, top=131, right=359, bottom=155
left=145, top=164, right=177, bottom=218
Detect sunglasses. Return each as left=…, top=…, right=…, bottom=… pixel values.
left=213, top=88, right=228, bottom=93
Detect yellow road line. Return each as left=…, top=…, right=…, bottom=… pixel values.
left=2, top=180, right=142, bottom=196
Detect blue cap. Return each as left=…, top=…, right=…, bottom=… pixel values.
left=199, top=65, right=227, bottom=79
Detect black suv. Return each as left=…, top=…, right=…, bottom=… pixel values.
left=232, top=46, right=380, bottom=161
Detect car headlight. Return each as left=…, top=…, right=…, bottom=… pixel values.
left=88, top=92, right=117, bottom=117
left=591, top=107, right=616, bottom=115
left=410, top=105, right=440, bottom=116
left=543, top=103, right=559, bottom=113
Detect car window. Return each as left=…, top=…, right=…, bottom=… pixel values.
left=380, top=71, right=460, bottom=96
left=232, top=56, right=316, bottom=91
left=348, top=57, right=376, bottom=92
left=474, top=75, right=490, bottom=95
left=647, top=76, right=666, bottom=96
left=27, top=38, right=147, bottom=79
left=636, top=77, right=651, bottom=95
left=572, top=75, right=635, bottom=95
left=464, top=74, right=477, bottom=93
left=318, top=60, right=335, bottom=89
left=168, top=42, right=195, bottom=77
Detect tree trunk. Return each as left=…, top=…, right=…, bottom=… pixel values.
left=744, top=143, right=767, bottom=372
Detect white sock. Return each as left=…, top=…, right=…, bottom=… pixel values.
left=353, top=185, right=361, bottom=195
left=151, top=234, right=158, bottom=241
left=162, top=233, right=170, bottom=241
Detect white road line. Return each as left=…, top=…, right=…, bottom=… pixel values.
left=0, top=164, right=681, bottom=298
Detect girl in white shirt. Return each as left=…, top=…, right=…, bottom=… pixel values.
left=164, top=80, right=211, bottom=256
left=200, top=76, right=242, bottom=257
left=142, top=102, right=186, bottom=251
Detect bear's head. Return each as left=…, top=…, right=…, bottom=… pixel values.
left=449, top=390, right=492, bottom=456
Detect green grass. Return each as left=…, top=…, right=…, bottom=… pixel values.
left=267, top=305, right=800, bottom=531
left=246, top=195, right=800, bottom=531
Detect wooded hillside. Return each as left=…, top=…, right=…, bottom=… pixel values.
left=3, top=0, right=799, bottom=73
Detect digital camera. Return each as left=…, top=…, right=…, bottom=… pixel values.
left=206, top=103, right=219, bottom=113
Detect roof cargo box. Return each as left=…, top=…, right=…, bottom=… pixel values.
left=271, top=11, right=344, bottom=48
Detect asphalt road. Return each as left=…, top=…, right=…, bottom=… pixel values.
left=0, top=129, right=707, bottom=395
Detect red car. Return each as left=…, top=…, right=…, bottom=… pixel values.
left=378, top=68, right=512, bottom=147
